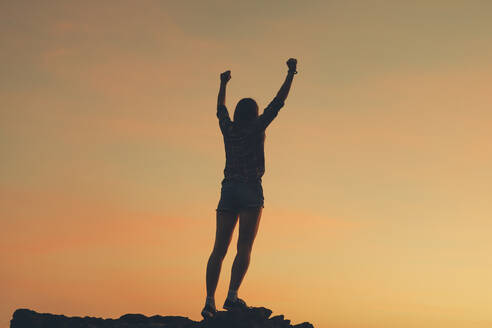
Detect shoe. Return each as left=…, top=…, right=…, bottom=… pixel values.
left=201, top=303, right=217, bottom=320
left=223, top=297, right=249, bottom=311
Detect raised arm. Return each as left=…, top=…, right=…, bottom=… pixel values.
left=217, top=70, right=231, bottom=107
left=254, top=58, right=298, bottom=132
left=217, top=70, right=232, bottom=134
left=275, top=58, right=297, bottom=103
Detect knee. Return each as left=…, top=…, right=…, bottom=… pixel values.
left=236, top=244, right=252, bottom=259
left=211, top=247, right=228, bottom=261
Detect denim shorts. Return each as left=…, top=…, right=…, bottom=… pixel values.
left=216, top=179, right=264, bottom=212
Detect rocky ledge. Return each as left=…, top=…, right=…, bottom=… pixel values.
left=11, top=307, right=314, bottom=328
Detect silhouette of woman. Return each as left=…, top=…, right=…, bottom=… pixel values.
left=202, top=59, right=298, bottom=319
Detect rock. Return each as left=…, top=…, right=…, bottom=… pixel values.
left=118, top=313, right=148, bottom=323
left=266, top=315, right=290, bottom=328
left=10, top=307, right=314, bottom=328
left=292, top=323, right=314, bottom=328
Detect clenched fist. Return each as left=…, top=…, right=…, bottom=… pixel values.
left=220, top=70, right=231, bottom=83
left=287, top=58, right=297, bottom=72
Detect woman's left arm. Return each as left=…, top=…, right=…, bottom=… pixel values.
left=217, top=70, right=232, bottom=134
left=218, top=70, right=231, bottom=107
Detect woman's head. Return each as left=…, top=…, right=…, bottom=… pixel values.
left=234, top=98, right=258, bottom=123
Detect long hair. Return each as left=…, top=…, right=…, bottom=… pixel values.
left=233, top=98, right=259, bottom=124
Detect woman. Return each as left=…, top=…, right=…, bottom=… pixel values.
left=202, top=58, right=298, bottom=319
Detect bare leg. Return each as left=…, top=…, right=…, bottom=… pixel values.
left=228, top=207, right=263, bottom=292
left=206, top=210, right=238, bottom=298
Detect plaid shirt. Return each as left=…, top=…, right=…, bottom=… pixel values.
left=217, top=97, right=284, bottom=183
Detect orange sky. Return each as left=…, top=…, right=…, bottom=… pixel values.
left=1, top=1, right=492, bottom=327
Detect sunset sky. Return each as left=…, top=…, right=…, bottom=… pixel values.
left=1, top=1, right=492, bottom=327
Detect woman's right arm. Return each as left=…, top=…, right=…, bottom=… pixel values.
left=275, top=58, right=297, bottom=103
left=254, top=59, right=298, bottom=131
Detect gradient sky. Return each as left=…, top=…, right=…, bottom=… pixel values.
left=1, top=1, right=492, bottom=327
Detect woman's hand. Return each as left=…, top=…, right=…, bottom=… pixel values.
left=220, top=70, right=231, bottom=84
left=287, top=58, right=297, bottom=71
